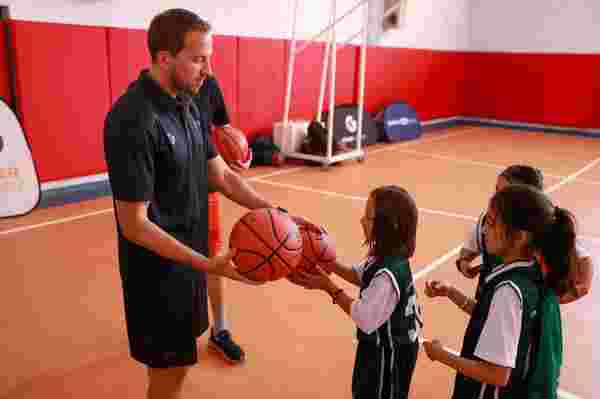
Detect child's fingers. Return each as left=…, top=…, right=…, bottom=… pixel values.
left=466, top=264, right=481, bottom=278
left=424, top=280, right=435, bottom=297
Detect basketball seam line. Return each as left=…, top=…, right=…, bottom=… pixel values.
left=236, top=248, right=275, bottom=277
left=265, top=210, right=299, bottom=266
left=238, top=216, right=296, bottom=275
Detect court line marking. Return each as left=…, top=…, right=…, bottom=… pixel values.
left=11, top=171, right=594, bottom=241
left=0, top=167, right=305, bottom=236
left=252, top=179, right=478, bottom=221
left=252, top=179, right=600, bottom=245
left=414, top=245, right=463, bottom=281
left=545, top=157, right=600, bottom=193
left=2, top=134, right=592, bottom=399
left=0, top=130, right=470, bottom=236
left=394, top=149, right=600, bottom=186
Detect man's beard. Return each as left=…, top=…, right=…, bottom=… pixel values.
left=172, top=75, right=195, bottom=97
left=169, top=70, right=203, bottom=98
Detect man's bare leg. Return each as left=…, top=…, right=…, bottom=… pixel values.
left=147, top=366, right=189, bottom=399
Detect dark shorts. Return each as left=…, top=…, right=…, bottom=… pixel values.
left=120, top=256, right=209, bottom=369
left=352, top=340, right=418, bottom=399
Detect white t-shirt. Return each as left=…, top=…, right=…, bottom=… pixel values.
left=474, top=282, right=523, bottom=368
left=350, top=258, right=400, bottom=334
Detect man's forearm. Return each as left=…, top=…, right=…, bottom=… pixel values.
left=125, top=218, right=210, bottom=271
left=219, top=170, right=272, bottom=210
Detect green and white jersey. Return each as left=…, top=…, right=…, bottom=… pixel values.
left=452, top=260, right=546, bottom=399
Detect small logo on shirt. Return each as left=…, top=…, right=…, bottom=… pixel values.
left=167, top=133, right=176, bottom=145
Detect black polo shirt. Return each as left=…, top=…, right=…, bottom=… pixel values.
left=104, top=70, right=217, bottom=273
left=193, top=75, right=230, bottom=127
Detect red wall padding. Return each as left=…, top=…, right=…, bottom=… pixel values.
left=237, top=37, right=286, bottom=141
left=284, top=40, right=327, bottom=121
left=364, top=47, right=467, bottom=120
left=333, top=45, right=359, bottom=106
left=107, top=27, right=148, bottom=103
left=10, top=20, right=111, bottom=182
left=7, top=20, right=599, bottom=185
left=465, top=52, right=600, bottom=128
left=0, top=22, right=12, bottom=106
left=211, top=35, right=239, bottom=127
left=283, top=42, right=358, bottom=118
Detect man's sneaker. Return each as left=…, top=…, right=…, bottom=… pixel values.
left=209, top=330, right=246, bottom=364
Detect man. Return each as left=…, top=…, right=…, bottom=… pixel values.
left=193, top=67, right=251, bottom=364
left=103, top=9, right=276, bottom=398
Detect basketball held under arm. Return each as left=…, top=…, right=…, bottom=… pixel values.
left=208, top=156, right=271, bottom=210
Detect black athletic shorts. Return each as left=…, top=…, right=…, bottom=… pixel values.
left=120, top=255, right=209, bottom=369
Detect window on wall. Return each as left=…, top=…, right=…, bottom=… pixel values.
left=367, top=0, right=407, bottom=45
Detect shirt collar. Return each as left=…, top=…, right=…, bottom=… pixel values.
left=485, top=259, right=535, bottom=284
left=138, top=69, right=193, bottom=113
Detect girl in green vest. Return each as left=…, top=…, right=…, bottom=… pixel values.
left=290, top=185, right=422, bottom=399
left=457, top=165, right=592, bottom=303
left=423, top=184, right=576, bottom=399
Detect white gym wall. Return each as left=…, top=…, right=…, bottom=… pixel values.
left=469, top=0, right=600, bottom=53
left=2, top=0, right=471, bottom=51
left=4, top=0, right=596, bottom=53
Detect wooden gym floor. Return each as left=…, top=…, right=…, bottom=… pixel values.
left=1, top=126, right=598, bottom=398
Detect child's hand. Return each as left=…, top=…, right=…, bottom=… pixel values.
left=457, top=259, right=480, bottom=279
left=424, top=280, right=452, bottom=298
left=571, top=255, right=593, bottom=298
left=291, top=215, right=326, bottom=235
left=422, top=338, right=445, bottom=362
left=292, top=267, right=332, bottom=291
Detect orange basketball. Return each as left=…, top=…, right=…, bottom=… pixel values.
left=229, top=208, right=303, bottom=282
left=213, top=126, right=250, bottom=165
left=295, top=220, right=337, bottom=275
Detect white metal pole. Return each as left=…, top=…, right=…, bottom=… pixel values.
left=356, top=0, right=368, bottom=154
left=283, top=0, right=300, bottom=126
left=327, top=0, right=337, bottom=161
left=317, top=0, right=335, bottom=123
